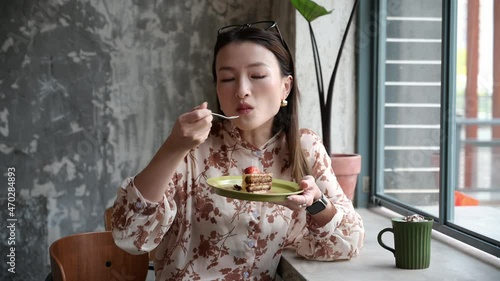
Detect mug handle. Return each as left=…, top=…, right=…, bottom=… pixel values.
left=377, top=227, right=395, bottom=255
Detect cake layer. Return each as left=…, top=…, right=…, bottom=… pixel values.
left=242, top=173, right=272, bottom=193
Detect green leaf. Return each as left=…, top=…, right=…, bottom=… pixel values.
left=290, top=0, right=333, bottom=22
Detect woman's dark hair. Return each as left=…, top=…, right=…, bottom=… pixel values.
left=212, top=25, right=309, bottom=182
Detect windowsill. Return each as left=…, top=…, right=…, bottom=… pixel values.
left=277, top=207, right=500, bottom=281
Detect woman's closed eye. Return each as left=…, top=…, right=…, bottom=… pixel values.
left=251, top=75, right=267, bottom=79
left=219, top=75, right=266, bottom=82
left=219, top=77, right=235, bottom=82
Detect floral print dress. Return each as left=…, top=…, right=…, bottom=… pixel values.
left=111, top=120, right=365, bottom=281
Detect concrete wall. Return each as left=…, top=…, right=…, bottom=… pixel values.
left=0, top=0, right=355, bottom=279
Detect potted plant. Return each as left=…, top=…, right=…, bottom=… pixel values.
left=291, top=0, right=361, bottom=201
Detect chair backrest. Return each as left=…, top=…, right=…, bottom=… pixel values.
left=49, top=231, right=149, bottom=281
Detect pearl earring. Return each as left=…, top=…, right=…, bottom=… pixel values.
left=280, top=99, right=288, bottom=107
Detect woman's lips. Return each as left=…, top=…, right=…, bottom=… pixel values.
left=237, top=104, right=253, bottom=114
left=237, top=108, right=253, bottom=114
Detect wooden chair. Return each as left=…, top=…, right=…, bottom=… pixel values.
left=49, top=231, right=149, bottom=281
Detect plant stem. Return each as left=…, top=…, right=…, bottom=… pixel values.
left=308, top=22, right=330, bottom=152
left=324, top=0, right=359, bottom=154
left=308, top=23, right=326, bottom=121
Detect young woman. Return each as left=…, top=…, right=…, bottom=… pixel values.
left=111, top=21, right=364, bottom=281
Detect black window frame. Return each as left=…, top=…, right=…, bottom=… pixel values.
left=356, top=0, right=500, bottom=257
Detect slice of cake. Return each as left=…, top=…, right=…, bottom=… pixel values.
left=241, top=166, right=273, bottom=194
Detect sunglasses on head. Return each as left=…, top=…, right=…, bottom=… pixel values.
left=217, top=21, right=289, bottom=51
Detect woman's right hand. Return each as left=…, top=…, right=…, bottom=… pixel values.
left=166, top=102, right=213, bottom=152
left=135, top=102, right=212, bottom=202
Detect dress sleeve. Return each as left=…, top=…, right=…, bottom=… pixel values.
left=284, top=129, right=365, bottom=260
left=110, top=175, right=179, bottom=255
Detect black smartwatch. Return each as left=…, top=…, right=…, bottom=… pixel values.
left=306, top=194, right=328, bottom=215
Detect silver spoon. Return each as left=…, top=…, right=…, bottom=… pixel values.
left=211, top=112, right=239, bottom=120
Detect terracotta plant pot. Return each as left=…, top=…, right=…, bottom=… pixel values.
left=331, top=153, right=361, bottom=201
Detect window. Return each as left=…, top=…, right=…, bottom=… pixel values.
left=358, top=0, right=500, bottom=256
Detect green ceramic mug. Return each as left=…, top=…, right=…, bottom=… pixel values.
left=377, top=218, right=433, bottom=269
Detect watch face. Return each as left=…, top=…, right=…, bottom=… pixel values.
left=306, top=200, right=326, bottom=215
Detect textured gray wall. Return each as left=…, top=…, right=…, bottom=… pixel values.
left=0, top=0, right=358, bottom=279
left=0, top=0, right=295, bottom=279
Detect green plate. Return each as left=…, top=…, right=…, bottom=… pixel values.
left=207, top=176, right=302, bottom=202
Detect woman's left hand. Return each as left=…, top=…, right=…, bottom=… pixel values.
left=284, top=175, right=322, bottom=211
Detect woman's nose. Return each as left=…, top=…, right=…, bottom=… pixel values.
left=235, top=78, right=250, bottom=98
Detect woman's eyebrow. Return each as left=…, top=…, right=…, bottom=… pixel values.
left=218, top=62, right=270, bottom=72
left=217, top=66, right=235, bottom=72
left=246, top=62, right=270, bottom=69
